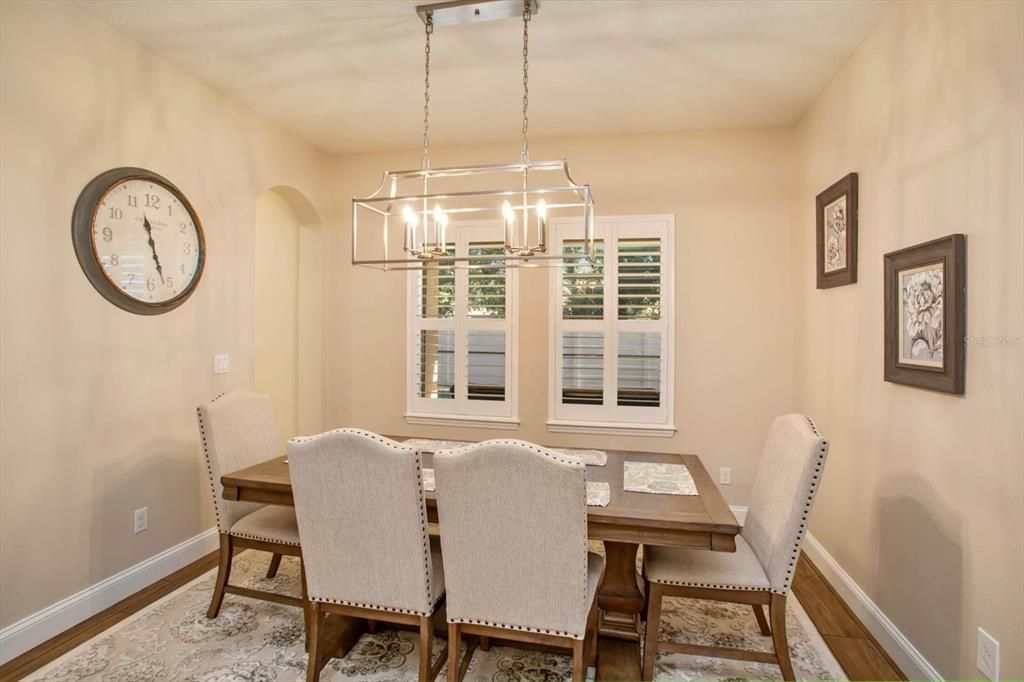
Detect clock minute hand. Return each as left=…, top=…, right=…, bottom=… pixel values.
left=143, top=214, right=165, bottom=284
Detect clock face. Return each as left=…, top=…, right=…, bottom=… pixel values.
left=90, top=177, right=203, bottom=305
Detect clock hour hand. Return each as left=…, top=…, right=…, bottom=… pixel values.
left=143, top=214, right=165, bottom=284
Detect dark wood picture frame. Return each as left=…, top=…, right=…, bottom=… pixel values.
left=816, top=173, right=858, bottom=288
left=884, top=234, right=966, bottom=394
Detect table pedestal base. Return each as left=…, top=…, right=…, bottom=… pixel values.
left=595, top=541, right=646, bottom=680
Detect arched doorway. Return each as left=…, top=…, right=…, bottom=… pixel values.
left=254, top=187, right=322, bottom=443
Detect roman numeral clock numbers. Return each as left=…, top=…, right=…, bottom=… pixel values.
left=71, top=167, right=206, bottom=315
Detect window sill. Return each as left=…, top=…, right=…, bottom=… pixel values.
left=405, top=413, right=520, bottom=431
left=545, top=420, right=677, bottom=438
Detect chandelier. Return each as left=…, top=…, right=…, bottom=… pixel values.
left=351, top=0, right=595, bottom=270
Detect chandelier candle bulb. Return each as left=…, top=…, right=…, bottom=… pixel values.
left=433, top=204, right=448, bottom=250
left=536, top=198, right=547, bottom=249
left=402, top=204, right=419, bottom=253
left=502, top=199, right=515, bottom=251
left=522, top=204, right=528, bottom=252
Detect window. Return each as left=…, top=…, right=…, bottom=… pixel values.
left=549, top=216, right=675, bottom=436
left=407, top=222, right=517, bottom=427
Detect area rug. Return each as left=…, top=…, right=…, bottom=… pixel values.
left=27, top=550, right=846, bottom=681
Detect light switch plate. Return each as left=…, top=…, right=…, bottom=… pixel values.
left=719, top=467, right=732, bottom=485
left=977, top=627, right=1000, bottom=680
left=213, top=354, right=230, bottom=375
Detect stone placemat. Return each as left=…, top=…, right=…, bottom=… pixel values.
left=623, top=461, right=697, bottom=495
left=405, top=439, right=606, bottom=466
left=549, top=448, right=607, bottom=466
left=586, top=481, right=610, bottom=506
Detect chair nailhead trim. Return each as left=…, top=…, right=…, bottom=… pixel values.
left=291, top=429, right=438, bottom=613
left=438, top=439, right=591, bottom=631
left=196, top=405, right=225, bottom=532
left=231, top=530, right=300, bottom=546
left=651, top=415, right=828, bottom=597
left=778, top=415, right=829, bottom=594
left=309, top=596, right=436, bottom=617
left=646, top=577, right=770, bottom=592
left=448, top=617, right=584, bottom=640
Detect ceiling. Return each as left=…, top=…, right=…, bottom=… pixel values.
left=79, top=0, right=892, bottom=154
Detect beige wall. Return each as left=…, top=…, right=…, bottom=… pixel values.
left=327, top=130, right=799, bottom=508
left=254, top=191, right=301, bottom=443
left=0, top=0, right=329, bottom=628
left=2, top=1, right=1021, bottom=678
left=793, top=1, right=1024, bottom=679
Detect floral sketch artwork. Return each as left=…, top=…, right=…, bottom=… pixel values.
left=823, top=196, right=847, bottom=273
left=899, top=263, right=944, bottom=367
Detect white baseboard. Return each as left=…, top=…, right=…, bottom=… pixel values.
left=802, top=532, right=943, bottom=681
left=0, top=527, right=219, bottom=665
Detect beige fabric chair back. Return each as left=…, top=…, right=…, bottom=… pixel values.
left=742, top=414, right=828, bottom=594
left=288, top=429, right=437, bottom=615
left=197, top=391, right=281, bottom=533
left=434, top=440, right=590, bottom=638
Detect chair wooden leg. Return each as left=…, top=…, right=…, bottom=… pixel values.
left=266, top=552, right=283, bottom=579
left=641, top=580, right=662, bottom=681
left=366, top=619, right=378, bottom=634
left=572, top=637, right=586, bottom=682
left=587, top=605, right=599, bottom=667
left=306, top=602, right=324, bottom=682
left=418, top=616, right=434, bottom=682
left=752, top=603, right=771, bottom=636
left=447, top=623, right=461, bottom=682
left=300, top=558, right=311, bottom=652
left=770, top=594, right=795, bottom=681
left=207, top=534, right=233, bottom=618
left=479, top=635, right=490, bottom=651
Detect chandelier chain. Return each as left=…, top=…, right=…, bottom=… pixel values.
left=422, top=12, right=433, bottom=169
left=521, top=0, right=530, bottom=163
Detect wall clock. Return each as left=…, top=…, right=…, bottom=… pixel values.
left=72, top=167, right=206, bottom=315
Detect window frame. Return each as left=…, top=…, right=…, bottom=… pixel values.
left=547, top=214, right=676, bottom=437
left=405, top=220, right=519, bottom=429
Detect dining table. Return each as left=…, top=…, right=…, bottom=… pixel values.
left=220, top=438, right=740, bottom=681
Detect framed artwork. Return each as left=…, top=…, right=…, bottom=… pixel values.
left=816, top=173, right=858, bottom=288
left=884, top=234, right=966, bottom=394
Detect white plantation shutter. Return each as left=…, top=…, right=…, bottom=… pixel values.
left=408, top=224, right=516, bottom=422
left=550, top=217, right=673, bottom=430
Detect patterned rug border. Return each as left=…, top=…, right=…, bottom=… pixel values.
left=30, top=550, right=846, bottom=681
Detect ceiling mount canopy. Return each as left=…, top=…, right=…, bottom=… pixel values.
left=415, top=0, right=539, bottom=28
left=352, top=0, right=595, bottom=271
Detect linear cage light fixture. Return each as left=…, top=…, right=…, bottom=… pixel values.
left=350, top=0, right=595, bottom=271
left=352, top=160, right=595, bottom=270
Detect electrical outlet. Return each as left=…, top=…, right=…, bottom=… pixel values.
left=133, top=507, right=148, bottom=534
left=977, top=628, right=1000, bottom=680
left=719, top=467, right=732, bottom=485
left=213, top=354, right=230, bottom=375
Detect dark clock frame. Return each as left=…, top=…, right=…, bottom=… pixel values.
left=72, top=167, right=206, bottom=316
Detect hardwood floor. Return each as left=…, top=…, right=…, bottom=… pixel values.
left=0, top=553, right=219, bottom=682
left=792, top=554, right=906, bottom=681
left=0, top=551, right=904, bottom=681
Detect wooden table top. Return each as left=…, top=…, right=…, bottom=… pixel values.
left=221, top=444, right=740, bottom=551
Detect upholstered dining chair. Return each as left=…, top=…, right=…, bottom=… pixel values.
left=197, top=391, right=304, bottom=619
left=433, top=440, right=605, bottom=682
left=641, top=414, right=829, bottom=681
left=289, top=429, right=447, bottom=682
